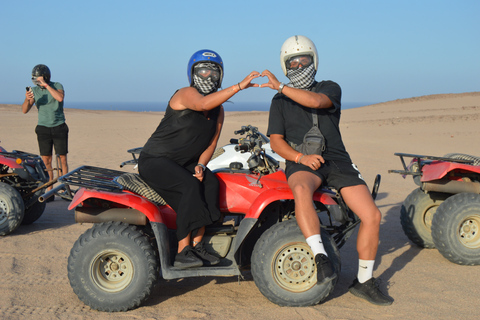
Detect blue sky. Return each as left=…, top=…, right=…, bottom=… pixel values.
left=2, top=0, right=478, bottom=108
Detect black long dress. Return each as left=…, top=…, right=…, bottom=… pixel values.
left=138, top=103, right=221, bottom=241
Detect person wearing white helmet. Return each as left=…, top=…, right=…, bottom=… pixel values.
left=261, top=36, right=393, bottom=306
left=138, top=49, right=260, bottom=269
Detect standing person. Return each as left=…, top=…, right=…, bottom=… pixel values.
left=22, top=64, right=69, bottom=201
left=138, top=49, right=260, bottom=269
left=261, top=36, right=393, bottom=306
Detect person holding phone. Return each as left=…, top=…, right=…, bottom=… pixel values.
left=22, top=64, right=69, bottom=200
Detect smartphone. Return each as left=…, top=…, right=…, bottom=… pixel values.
left=26, top=86, right=32, bottom=92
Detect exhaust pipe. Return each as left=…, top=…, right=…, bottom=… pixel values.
left=75, top=207, right=147, bottom=225
left=423, top=180, right=480, bottom=194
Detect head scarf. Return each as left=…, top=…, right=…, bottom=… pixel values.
left=286, top=64, right=316, bottom=89
left=193, top=63, right=220, bottom=95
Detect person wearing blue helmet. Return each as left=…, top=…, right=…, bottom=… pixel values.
left=138, top=49, right=260, bottom=268
left=261, top=36, right=393, bottom=306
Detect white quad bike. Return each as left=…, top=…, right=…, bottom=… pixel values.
left=120, top=125, right=285, bottom=171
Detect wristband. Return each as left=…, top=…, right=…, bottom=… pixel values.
left=232, top=84, right=239, bottom=93
left=197, top=163, right=206, bottom=171
left=278, top=82, right=285, bottom=93
left=294, top=153, right=303, bottom=164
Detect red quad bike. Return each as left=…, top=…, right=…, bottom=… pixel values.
left=389, top=152, right=480, bottom=265
left=44, top=125, right=381, bottom=312
left=0, top=143, right=75, bottom=235
left=0, top=143, right=51, bottom=235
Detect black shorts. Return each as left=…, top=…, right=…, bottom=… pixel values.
left=35, top=123, right=69, bottom=156
left=285, top=159, right=366, bottom=191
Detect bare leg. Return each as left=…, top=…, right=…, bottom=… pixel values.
left=178, top=233, right=191, bottom=253
left=41, top=155, right=54, bottom=191
left=58, top=154, right=68, bottom=175
left=192, top=226, right=205, bottom=246
left=287, top=171, right=323, bottom=238
left=340, top=184, right=381, bottom=260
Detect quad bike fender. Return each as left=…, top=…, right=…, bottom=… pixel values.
left=68, top=188, right=171, bottom=225
left=1, top=157, right=23, bottom=169
left=421, top=162, right=480, bottom=194
left=244, top=187, right=337, bottom=219
left=421, top=161, right=480, bottom=182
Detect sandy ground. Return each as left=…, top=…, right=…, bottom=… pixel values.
left=1, top=92, right=479, bottom=319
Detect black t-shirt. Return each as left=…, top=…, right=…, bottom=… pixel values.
left=267, top=80, right=351, bottom=162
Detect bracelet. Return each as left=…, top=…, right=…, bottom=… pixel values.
left=278, top=82, right=285, bottom=93
left=294, top=153, right=303, bottom=164
left=237, top=83, right=242, bottom=91
left=197, top=163, right=206, bottom=171
left=298, top=155, right=305, bottom=164
left=232, top=84, right=239, bottom=93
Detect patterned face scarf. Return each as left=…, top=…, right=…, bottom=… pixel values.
left=193, top=63, right=220, bottom=95
left=286, top=64, right=316, bottom=89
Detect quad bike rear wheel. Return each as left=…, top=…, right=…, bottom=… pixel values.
left=0, top=182, right=25, bottom=235
left=251, top=219, right=340, bottom=307
left=400, top=188, right=449, bottom=248
left=432, top=193, right=480, bottom=265
left=68, top=222, right=159, bottom=311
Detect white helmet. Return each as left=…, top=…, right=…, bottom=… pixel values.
left=280, top=35, right=318, bottom=75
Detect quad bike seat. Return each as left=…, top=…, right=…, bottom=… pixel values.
left=116, top=173, right=167, bottom=206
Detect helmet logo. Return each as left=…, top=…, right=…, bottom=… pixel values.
left=202, top=52, right=217, bottom=58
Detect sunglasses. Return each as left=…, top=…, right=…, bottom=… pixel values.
left=286, top=55, right=313, bottom=70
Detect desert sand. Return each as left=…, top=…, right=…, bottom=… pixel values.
left=1, top=92, right=479, bottom=320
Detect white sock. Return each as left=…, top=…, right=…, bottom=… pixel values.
left=357, top=259, right=375, bottom=283
left=306, top=234, right=328, bottom=257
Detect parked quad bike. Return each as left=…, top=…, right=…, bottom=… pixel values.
left=0, top=143, right=75, bottom=235
left=389, top=152, right=480, bottom=265
left=43, top=125, right=381, bottom=312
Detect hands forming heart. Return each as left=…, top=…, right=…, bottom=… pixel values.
left=238, top=70, right=281, bottom=92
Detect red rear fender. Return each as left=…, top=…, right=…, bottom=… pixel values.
left=68, top=188, right=175, bottom=225
left=422, top=162, right=480, bottom=181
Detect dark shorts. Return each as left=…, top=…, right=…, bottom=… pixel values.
left=285, top=159, right=366, bottom=191
left=35, top=123, right=69, bottom=156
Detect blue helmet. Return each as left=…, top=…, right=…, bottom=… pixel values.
left=187, top=49, right=224, bottom=88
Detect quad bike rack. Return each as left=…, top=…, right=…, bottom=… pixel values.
left=388, top=152, right=474, bottom=176
left=40, top=166, right=126, bottom=202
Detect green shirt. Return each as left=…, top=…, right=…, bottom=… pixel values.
left=32, top=82, right=66, bottom=127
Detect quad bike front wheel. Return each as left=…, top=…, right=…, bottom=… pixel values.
left=400, top=188, right=449, bottom=248
left=432, top=193, right=480, bottom=265
left=68, top=222, right=159, bottom=311
left=251, top=219, right=340, bottom=307
left=0, top=182, right=25, bottom=236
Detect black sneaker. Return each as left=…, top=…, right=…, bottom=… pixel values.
left=349, top=278, right=393, bottom=306
left=315, top=254, right=337, bottom=285
left=193, top=242, right=220, bottom=266
left=174, top=246, right=203, bottom=269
